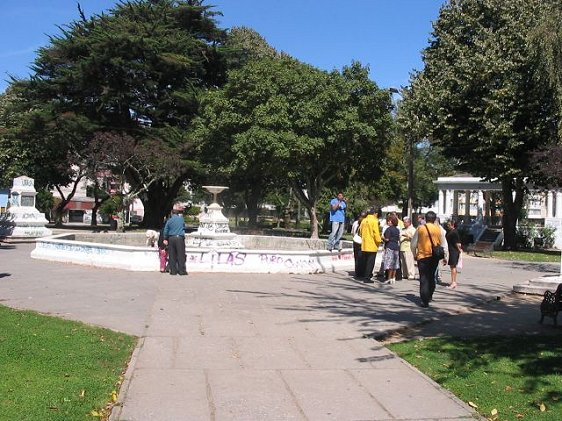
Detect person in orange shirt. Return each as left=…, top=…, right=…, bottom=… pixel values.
left=411, top=211, right=448, bottom=307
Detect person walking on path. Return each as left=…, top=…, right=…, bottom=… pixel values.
left=163, top=206, right=187, bottom=276
left=326, top=192, right=347, bottom=251
left=445, top=219, right=463, bottom=289
left=382, top=214, right=400, bottom=284
left=359, top=207, right=382, bottom=283
left=411, top=211, right=448, bottom=307
left=399, top=216, right=417, bottom=280
left=352, top=211, right=367, bottom=278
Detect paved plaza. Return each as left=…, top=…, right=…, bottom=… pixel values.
left=0, top=238, right=560, bottom=420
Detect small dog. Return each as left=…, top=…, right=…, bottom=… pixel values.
left=145, top=229, right=159, bottom=247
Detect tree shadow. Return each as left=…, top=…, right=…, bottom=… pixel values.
left=403, top=334, right=562, bottom=412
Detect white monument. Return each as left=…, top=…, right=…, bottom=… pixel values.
left=0, top=176, right=52, bottom=238
left=186, top=186, right=242, bottom=248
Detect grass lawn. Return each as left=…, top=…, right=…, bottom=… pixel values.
left=0, top=305, right=137, bottom=421
left=491, top=250, right=561, bottom=263
left=388, top=335, right=562, bottom=421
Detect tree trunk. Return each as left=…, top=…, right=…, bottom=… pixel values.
left=91, top=208, right=98, bottom=227
left=291, top=180, right=320, bottom=239
left=53, top=178, right=82, bottom=227
left=90, top=183, right=109, bottom=227
left=501, top=178, right=526, bottom=250
left=53, top=200, right=69, bottom=227
left=141, top=180, right=184, bottom=229
left=309, top=205, right=319, bottom=239
left=245, top=188, right=261, bottom=228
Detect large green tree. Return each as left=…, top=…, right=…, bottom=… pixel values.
left=9, top=0, right=228, bottom=228
left=196, top=57, right=393, bottom=237
left=406, top=0, right=559, bottom=249
left=0, top=85, right=94, bottom=226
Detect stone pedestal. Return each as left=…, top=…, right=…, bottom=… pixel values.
left=0, top=176, right=52, bottom=238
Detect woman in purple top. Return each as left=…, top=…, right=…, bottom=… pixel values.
left=382, top=214, right=401, bottom=284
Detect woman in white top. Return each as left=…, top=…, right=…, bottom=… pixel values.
left=352, top=211, right=367, bottom=278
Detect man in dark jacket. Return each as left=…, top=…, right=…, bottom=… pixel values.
left=163, top=207, right=187, bottom=275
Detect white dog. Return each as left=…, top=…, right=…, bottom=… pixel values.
left=145, top=229, right=159, bottom=247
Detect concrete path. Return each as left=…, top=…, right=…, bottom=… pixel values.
left=1, top=240, right=559, bottom=420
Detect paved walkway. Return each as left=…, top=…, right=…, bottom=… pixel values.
left=1, top=239, right=560, bottom=420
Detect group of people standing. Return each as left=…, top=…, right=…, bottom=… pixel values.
left=328, top=192, right=463, bottom=308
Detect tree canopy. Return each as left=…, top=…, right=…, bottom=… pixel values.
left=404, top=0, right=560, bottom=248
left=5, top=0, right=229, bottom=227
left=195, top=57, right=393, bottom=237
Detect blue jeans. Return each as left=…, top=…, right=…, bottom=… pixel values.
left=327, top=221, right=345, bottom=250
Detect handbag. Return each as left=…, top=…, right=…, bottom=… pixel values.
left=353, top=227, right=362, bottom=244
left=425, top=225, right=445, bottom=260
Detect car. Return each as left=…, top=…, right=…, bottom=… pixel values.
left=130, top=214, right=143, bottom=224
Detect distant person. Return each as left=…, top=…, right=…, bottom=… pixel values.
left=411, top=211, right=447, bottom=307
left=163, top=206, right=187, bottom=276
left=434, top=216, right=448, bottom=284
left=359, top=207, right=382, bottom=283
left=352, top=211, right=367, bottom=278
left=326, top=191, right=347, bottom=251
left=382, top=214, right=400, bottom=284
left=376, top=214, right=390, bottom=280
left=399, top=216, right=417, bottom=280
left=158, top=223, right=169, bottom=273
left=145, top=229, right=159, bottom=247
left=445, top=219, right=463, bottom=289
left=417, top=214, right=426, bottom=226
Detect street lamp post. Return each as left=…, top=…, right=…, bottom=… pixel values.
left=390, top=87, right=414, bottom=220
left=407, top=134, right=414, bottom=221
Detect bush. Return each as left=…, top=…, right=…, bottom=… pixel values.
left=540, top=225, right=557, bottom=249
left=516, top=223, right=557, bottom=249
left=516, top=224, right=538, bottom=248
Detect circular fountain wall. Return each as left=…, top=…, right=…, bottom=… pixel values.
left=31, top=232, right=354, bottom=274
left=31, top=186, right=354, bottom=273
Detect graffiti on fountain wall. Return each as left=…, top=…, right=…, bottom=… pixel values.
left=186, top=249, right=336, bottom=271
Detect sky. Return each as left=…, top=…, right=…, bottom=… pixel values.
left=0, top=0, right=446, bottom=94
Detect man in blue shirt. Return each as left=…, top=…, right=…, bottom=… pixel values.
left=326, top=191, right=347, bottom=251
left=163, top=207, right=187, bottom=275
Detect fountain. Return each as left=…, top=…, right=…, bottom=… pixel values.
left=31, top=185, right=354, bottom=273
left=186, top=186, right=242, bottom=248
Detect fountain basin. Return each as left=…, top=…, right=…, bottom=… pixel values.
left=31, top=233, right=354, bottom=274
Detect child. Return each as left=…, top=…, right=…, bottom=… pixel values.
left=157, top=226, right=168, bottom=273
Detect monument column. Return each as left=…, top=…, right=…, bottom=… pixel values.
left=445, top=190, right=451, bottom=215
left=453, top=191, right=459, bottom=217
left=547, top=191, right=554, bottom=218
left=438, top=190, right=445, bottom=215
left=464, top=190, right=471, bottom=222
left=477, top=191, right=484, bottom=213
left=556, top=191, right=562, bottom=218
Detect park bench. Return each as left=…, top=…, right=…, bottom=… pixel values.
left=539, top=283, right=562, bottom=326
left=467, top=241, right=494, bottom=257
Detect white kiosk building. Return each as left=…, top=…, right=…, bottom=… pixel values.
left=433, top=175, right=562, bottom=248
